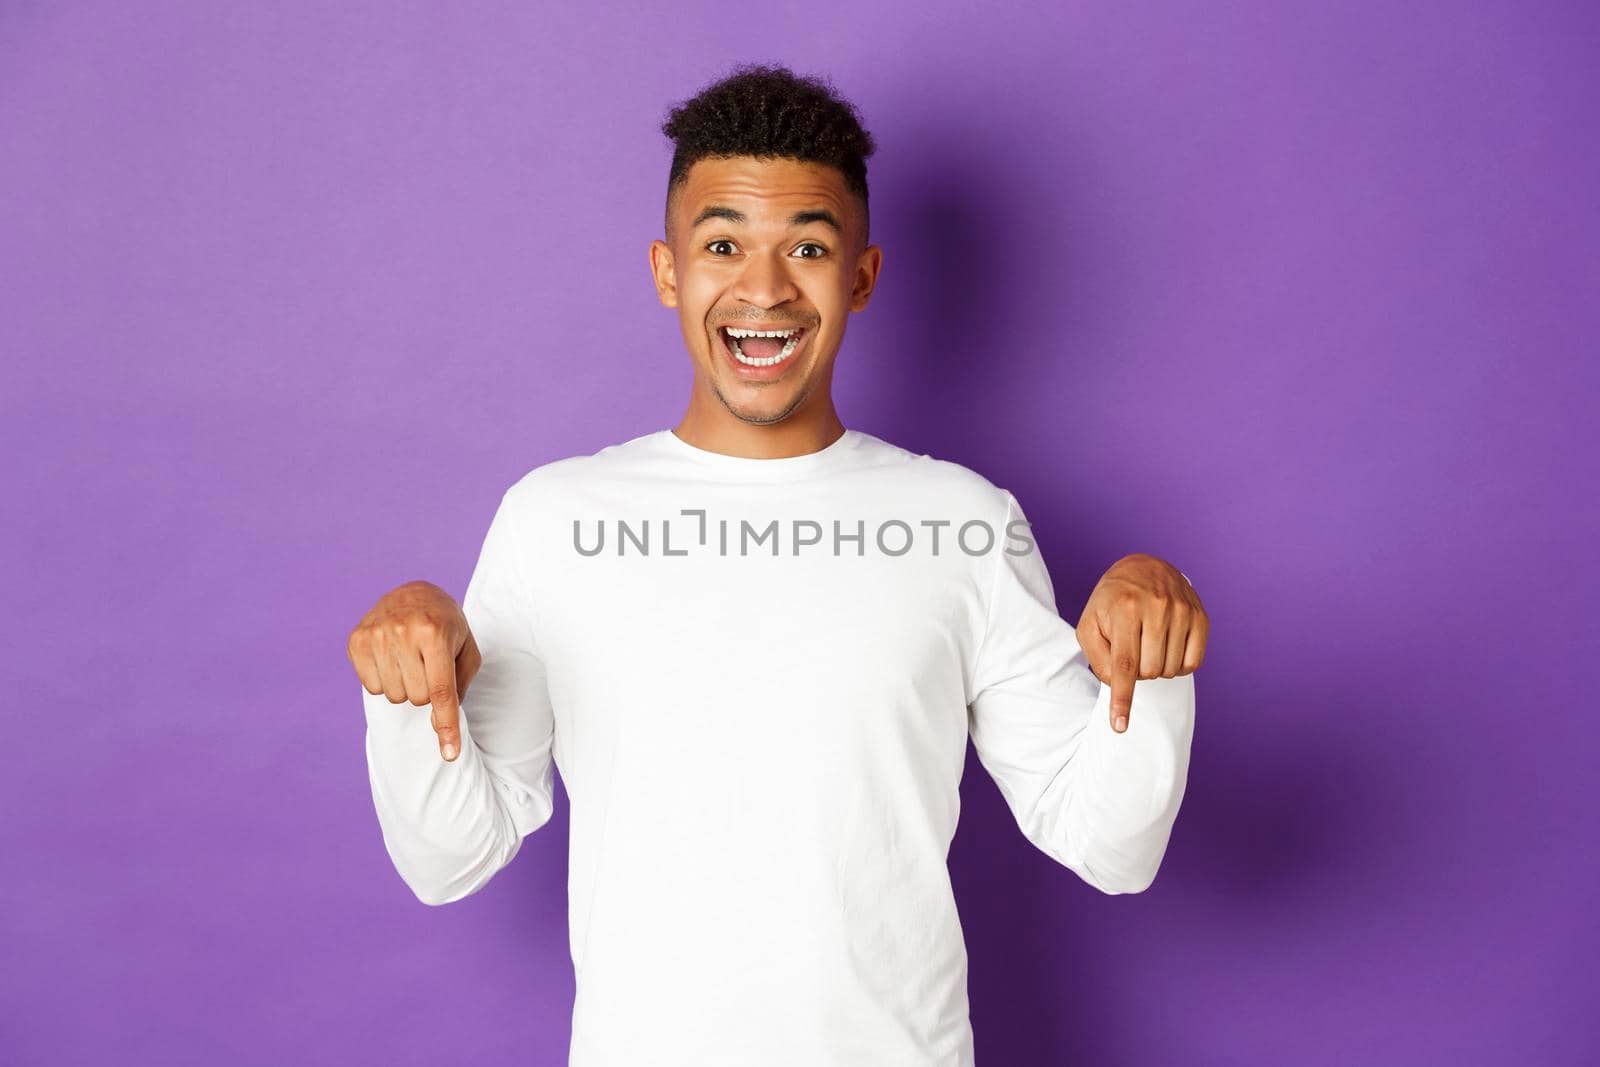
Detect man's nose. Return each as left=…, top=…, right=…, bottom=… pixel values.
left=732, top=249, right=800, bottom=309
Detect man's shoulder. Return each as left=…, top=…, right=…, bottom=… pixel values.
left=495, top=430, right=665, bottom=507
left=860, top=432, right=1012, bottom=514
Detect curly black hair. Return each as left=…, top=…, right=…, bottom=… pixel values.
left=660, top=63, right=877, bottom=246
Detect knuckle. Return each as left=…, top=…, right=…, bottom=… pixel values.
left=429, top=682, right=456, bottom=706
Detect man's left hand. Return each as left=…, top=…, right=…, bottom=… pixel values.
left=1075, top=553, right=1208, bottom=734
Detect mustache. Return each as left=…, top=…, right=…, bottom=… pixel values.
left=714, top=316, right=816, bottom=329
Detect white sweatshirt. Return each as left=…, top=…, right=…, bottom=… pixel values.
left=362, top=427, right=1196, bottom=1066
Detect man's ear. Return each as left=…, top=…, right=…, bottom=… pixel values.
left=649, top=239, right=678, bottom=308
left=849, top=243, right=883, bottom=312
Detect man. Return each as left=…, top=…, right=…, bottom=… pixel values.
left=348, top=63, right=1207, bottom=1067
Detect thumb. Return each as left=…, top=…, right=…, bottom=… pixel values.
left=1076, top=619, right=1111, bottom=686
left=455, top=629, right=482, bottom=701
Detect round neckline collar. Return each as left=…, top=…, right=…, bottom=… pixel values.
left=658, top=426, right=863, bottom=479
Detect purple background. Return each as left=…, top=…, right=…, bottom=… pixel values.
left=4, top=2, right=1595, bottom=1064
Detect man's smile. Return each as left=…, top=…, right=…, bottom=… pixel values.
left=716, top=323, right=809, bottom=377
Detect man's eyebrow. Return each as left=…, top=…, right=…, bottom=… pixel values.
left=690, top=205, right=843, bottom=233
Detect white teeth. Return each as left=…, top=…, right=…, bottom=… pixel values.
left=725, top=327, right=798, bottom=338
left=728, top=330, right=802, bottom=367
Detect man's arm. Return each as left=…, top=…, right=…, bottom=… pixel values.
left=966, top=491, right=1196, bottom=894
left=350, top=490, right=557, bottom=906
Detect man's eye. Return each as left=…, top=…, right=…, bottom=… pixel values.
left=706, top=241, right=827, bottom=258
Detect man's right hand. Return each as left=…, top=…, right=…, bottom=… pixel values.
left=347, top=580, right=481, bottom=762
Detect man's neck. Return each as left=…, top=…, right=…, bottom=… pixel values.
left=671, top=408, right=847, bottom=460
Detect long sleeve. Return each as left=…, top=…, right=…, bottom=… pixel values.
left=966, top=491, right=1196, bottom=895
left=362, top=489, right=558, bottom=906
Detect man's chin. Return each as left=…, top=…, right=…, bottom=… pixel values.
left=713, top=384, right=806, bottom=426
left=725, top=401, right=800, bottom=427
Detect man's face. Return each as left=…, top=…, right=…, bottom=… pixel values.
left=650, top=156, right=882, bottom=426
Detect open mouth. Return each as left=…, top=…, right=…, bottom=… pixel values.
left=718, top=325, right=807, bottom=368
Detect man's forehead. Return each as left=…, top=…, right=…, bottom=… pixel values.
left=680, top=157, right=850, bottom=220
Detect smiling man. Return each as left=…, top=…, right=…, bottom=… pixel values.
left=348, top=63, right=1206, bottom=1067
